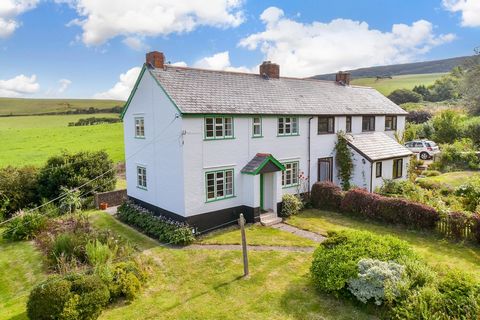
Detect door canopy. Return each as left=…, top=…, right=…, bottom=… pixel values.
left=241, top=153, right=285, bottom=175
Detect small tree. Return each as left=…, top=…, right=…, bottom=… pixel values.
left=59, top=186, right=82, bottom=214
left=388, top=89, right=423, bottom=105
left=0, top=166, right=40, bottom=218
left=432, top=110, right=463, bottom=144
left=335, top=132, right=353, bottom=191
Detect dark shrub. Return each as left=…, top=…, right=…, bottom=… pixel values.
left=2, top=212, right=47, bottom=241
left=310, top=230, right=415, bottom=293
left=0, top=166, right=39, bottom=218
left=37, top=151, right=116, bottom=200
left=471, top=214, right=480, bottom=244
left=117, top=201, right=195, bottom=245
left=388, top=89, right=423, bottom=105
left=406, top=110, right=432, bottom=124
left=341, top=188, right=439, bottom=229
left=310, top=181, right=344, bottom=211
left=27, top=274, right=110, bottom=320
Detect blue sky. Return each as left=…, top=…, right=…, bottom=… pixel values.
left=0, top=0, right=478, bottom=100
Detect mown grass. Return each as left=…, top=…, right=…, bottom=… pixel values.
left=197, top=224, right=317, bottom=247
left=287, top=209, right=480, bottom=277
left=0, top=98, right=124, bottom=116
left=351, top=73, right=445, bottom=95
left=0, top=114, right=124, bottom=167
left=418, top=171, right=480, bottom=188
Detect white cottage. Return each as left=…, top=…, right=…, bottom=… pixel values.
left=121, top=51, right=412, bottom=231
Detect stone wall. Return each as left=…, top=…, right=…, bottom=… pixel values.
left=94, top=189, right=127, bottom=209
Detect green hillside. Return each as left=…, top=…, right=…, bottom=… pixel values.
left=351, top=73, right=446, bottom=95
left=0, top=98, right=125, bottom=116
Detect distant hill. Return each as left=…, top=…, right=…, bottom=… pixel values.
left=313, top=56, right=472, bottom=81
left=0, top=98, right=125, bottom=116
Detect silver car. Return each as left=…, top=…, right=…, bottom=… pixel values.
left=405, top=140, right=440, bottom=160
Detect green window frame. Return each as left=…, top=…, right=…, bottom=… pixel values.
left=134, top=117, right=145, bottom=138
left=252, top=117, right=262, bottom=138
left=205, top=169, right=234, bottom=202
left=385, top=115, right=397, bottom=131
left=137, top=166, right=147, bottom=189
left=278, top=117, right=299, bottom=136
left=393, top=159, right=403, bottom=179
left=204, top=116, right=234, bottom=140
left=282, top=161, right=299, bottom=188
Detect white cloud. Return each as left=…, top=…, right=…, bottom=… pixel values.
left=59, top=0, right=244, bottom=47
left=171, top=61, right=187, bottom=67
left=0, top=74, right=39, bottom=97
left=194, top=51, right=252, bottom=72
left=122, top=36, right=148, bottom=51
left=443, top=0, right=480, bottom=27
left=0, top=0, right=39, bottom=38
left=58, top=79, right=72, bottom=93
left=94, top=67, right=141, bottom=100
left=239, top=7, right=455, bottom=77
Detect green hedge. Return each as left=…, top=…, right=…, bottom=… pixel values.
left=117, top=201, right=195, bottom=245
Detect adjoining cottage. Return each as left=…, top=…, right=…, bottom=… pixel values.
left=121, top=51, right=412, bottom=232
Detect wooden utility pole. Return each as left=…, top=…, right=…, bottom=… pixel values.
left=238, top=213, right=249, bottom=277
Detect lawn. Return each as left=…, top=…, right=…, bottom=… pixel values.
left=351, top=73, right=445, bottom=95
left=0, top=114, right=124, bottom=167
left=418, top=171, right=480, bottom=188
left=0, top=98, right=124, bottom=116
left=287, top=209, right=480, bottom=277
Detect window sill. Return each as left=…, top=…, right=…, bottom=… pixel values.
left=134, top=136, right=146, bottom=139
left=137, top=186, right=147, bottom=190
left=204, top=137, right=235, bottom=141
left=205, top=195, right=236, bottom=203
left=317, top=132, right=335, bottom=135
left=252, top=135, right=263, bottom=139
left=282, top=184, right=299, bottom=189
left=362, top=130, right=375, bottom=132
left=277, top=134, right=300, bottom=137
left=384, top=129, right=397, bottom=131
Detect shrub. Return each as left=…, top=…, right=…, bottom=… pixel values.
left=423, top=170, right=441, bottom=177
left=341, top=188, right=439, bottom=229
left=406, top=110, right=432, bottom=124
left=106, top=261, right=147, bottom=301
left=280, top=194, right=303, bottom=217
left=86, top=239, right=115, bottom=266
left=0, top=166, right=39, bottom=218
left=431, top=110, right=464, bottom=144
left=117, top=201, right=195, bottom=245
left=437, top=139, right=480, bottom=171
left=2, top=211, right=47, bottom=241
left=27, top=274, right=110, bottom=320
left=310, top=230, right=415, bottom=293
left=471, top=214, right=480, bottom=244
left=456, top=177, right=480, bottom=212
left=348, top=258, right=405, bottom=305
left=37, top=151, right=116, bottom=201
left=310, top=181, right=344, bottom=211
left=335, top=132, right=353, bottom=190
left=388, top=89, right=423, bottom=105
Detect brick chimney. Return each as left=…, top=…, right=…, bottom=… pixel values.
left=146, top=51, right=165, bottom=69
left=336, top=71, right=351, bottom=85
left=259, top=61, right=280, bottom=79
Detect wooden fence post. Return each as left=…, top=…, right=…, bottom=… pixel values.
left=238, top=213, right=249, bottom=277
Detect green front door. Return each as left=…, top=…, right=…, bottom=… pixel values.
left=260, top=173, right=264, bottom=210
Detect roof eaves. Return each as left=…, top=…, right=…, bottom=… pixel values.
left=120, top=64, right=147, bottom=120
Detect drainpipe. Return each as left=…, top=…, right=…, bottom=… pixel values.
left=308, top=116, right=314, bottom=192
left=369, top=161, right=373, bottom=192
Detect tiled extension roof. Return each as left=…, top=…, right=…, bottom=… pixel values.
left=347, top=132, right=412, bottom=162
left=149, top=65, right=407, bottom=115
left=241, top=153, right=285, bottom=175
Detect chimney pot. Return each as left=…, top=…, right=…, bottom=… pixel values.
left=259, top=61, right=280, bottom=79
left=336, top=71, right=351, bottom=85
left=146, top=51, right=165, bottom=69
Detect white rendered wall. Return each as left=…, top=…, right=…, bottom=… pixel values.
left=371, top=156, right=411, bottom=191
left=123, top=71, right=185, bottom=215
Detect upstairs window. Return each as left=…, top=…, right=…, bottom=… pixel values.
left=278, top=117, right=298, bottom=136
left=393, top=159, right=403, bottom=179
left=205, top=116, right=234, bottom=140
left=385, top=116, right=397, bottom=131
left=135, top=117, right=145, bottom=138
left=206, top=169, right=234, bottom=201
left=137, top=166, right=147, bottom=189
left=282, top=161, right=299, bottom=187
left=362, top=116, right=375, bottom=132
left=318, top=116, right=335, bottom=134
left=346, top=116, right=352, bottom=133
left=252, top=117, right=262, bottom=137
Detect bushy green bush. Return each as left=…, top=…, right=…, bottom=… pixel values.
left=348, top=258, right=405, bottom=305
left=27, top=274, right=110, bottom=320
left=432, top=110, right=464, bottom=144
left=310, top=230, right=415, bottom=293
left=2, top=211, right=47, bottom=241
left=388, top=89, right=423, bottom=105
left=280, top=194, right=303, bottom=217
left=104, top=260, right=148, bottom=301
left=0, top=166, right=39, bottom=218
left=117, top=201, right=195, bottom=245
left=456, top=177, right=480, bottom=212
left=436, top=138, right=480, bottom=171
left=423, top=170, right=441, bottom=177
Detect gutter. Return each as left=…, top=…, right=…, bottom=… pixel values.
left=369, top=161, right=373, bottom=192
left=308, top=116, right=314, bottom=192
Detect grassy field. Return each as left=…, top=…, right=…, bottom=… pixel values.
left=418, top=171, right=480, bottom=188
left=0, top=114, right=124, bottom=167
left=351, top=73, right=445, bottom=95
left=287, top=210, right=480, bottom=277
left=0, top=98, right=124, bottom=116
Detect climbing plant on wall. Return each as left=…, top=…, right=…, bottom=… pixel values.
left=335, top=131, right=354, bottom=190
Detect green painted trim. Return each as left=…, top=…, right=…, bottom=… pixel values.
left=147, top=68, right=183, bottom=115
left=136, top=165, right=147, bottom=190
left=136, top=186, right=148, bottom=191
left=251, top=136, right=264, bottom=139
left=205, top=168, right=235, bottom=202
left=277, top=134, right=300, bottom=137
left=121, top=65, right=147, bottom=120
left=252, top=116, right=262, bottom=138
left=277, top=116, right=299, bottom=136
left=134, top=116, right=145, bottom=138
left=242, top=154, right=285, bottom=175
left=281, top=160, right=300, bottom=188
left=260, top=174, right=264, bottom=210
left=134, top=137, right=146, bottom=140
left=282, top=184, right=299, bottom=189
left=204, top=116, right=235, bottom=140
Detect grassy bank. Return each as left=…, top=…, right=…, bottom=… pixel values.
left=351, top=73, right=445, bottom=95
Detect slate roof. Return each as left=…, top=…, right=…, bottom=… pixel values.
left=241, top=153, right=284, bottom=174
left=148, top=65, right=407, bottom=115
left=347, top=132, right=412, bottom=162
